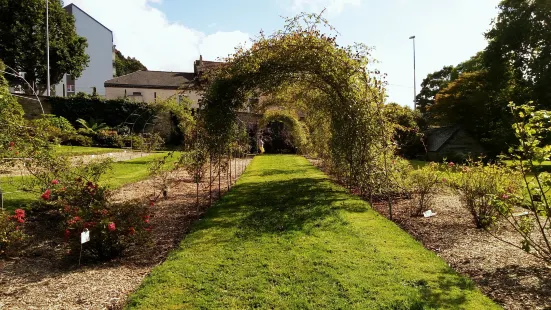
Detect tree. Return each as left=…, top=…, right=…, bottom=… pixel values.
left=430, top=70, right=514, bottom=155
left=484, top=0, right=551, bottom=109
left=114, top=49, right=147, bottom=77
left=416, top=53, right=485, bottom=114
left=0, top=0, right=89, bottom=92
left=416, top=66, right=454, bottom=114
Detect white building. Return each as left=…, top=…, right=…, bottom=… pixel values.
left=54, top=4, right=114, bottom=97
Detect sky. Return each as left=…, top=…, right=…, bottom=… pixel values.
left=64, top=0, right=501, bottom=108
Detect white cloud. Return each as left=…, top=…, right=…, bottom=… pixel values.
left=64, top=0, right=250, bottom=72
left=290, top=0, right=361, bottom=15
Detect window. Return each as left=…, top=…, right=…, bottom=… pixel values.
left=67, top=85, right=75, bottom=92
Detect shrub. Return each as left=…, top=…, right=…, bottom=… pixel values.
left=30, top=115, right=77, bottom=144
left=408, top=162, right=442, bottom=216
left=41, top=177, right=152, bottom=260
left=32, top=159, right=153, bottom=260
left=0, top=209, right=27, bottom=256
left=63, top=133, right=93, bottom=147
left=446, top=160, right=522, bottom=229
left=498, top=102, right=551, bottom=262
left=93, top=130, right=124, bottom=148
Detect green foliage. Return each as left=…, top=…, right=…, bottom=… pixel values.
left=408, top=163, right=443, bottom=216
left=384, top=103, right=425, bottom=158
left=0, top=0, right=89, bottom=91
left=0, top=209, right=26, bottom=256
left=484, top=0, right=551, bottom=110
left=76, top=118, right=109, bottom=134
left=197, top=13, right=397, bottom=206
left=258, top=110, right=308, bottom=154
left=501, top=102, right=551, bottom=262
left=445, top=160, right=522, bottom=229
left=126, top=155, right=499, bottom=309
left=417, top=53, right=484, bottom=114
left=49, top=96, right=156, bottom=132
left=114, top=48, right=147, bottom=77
left=37, top=161, right=152, bottom=260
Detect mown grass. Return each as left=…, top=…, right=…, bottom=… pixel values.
left=126, top=155, right=498, bottom=309
left=0, top=152, right=177, bottom=213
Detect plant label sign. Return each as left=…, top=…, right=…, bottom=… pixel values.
left=81, top=229, right=90, bottom=244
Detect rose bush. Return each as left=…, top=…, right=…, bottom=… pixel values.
left=37, top=163, right=153, bottom=260
left=0, top=209, right=26, bottom=256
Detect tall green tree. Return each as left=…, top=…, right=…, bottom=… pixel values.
left=114, top=49, right=147, bottom=77
left=484, top=0, right=551, bottom=108
left=416, top=66, right=454, bottom=114
left=0, top=0, right=89, bottom=92
left=416, top=53, right=485, bottom=114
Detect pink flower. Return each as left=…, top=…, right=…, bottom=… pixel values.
left=448, top=162, right=455, bottom=167
left=501, top=194, right=510, bottom=200
left=41, top=189, right=51, bottom=201
left=15, top=209, right=25, bottom=217
left=51, top=179, right=59, bottom=185
left=107, top=222, right=116, bottom=232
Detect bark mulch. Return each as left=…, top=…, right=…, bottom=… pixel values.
left=0, top=158, right=252, bottom=310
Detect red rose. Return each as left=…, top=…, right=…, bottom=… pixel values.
left=51, top=179, right=59, bottom=185
left=150, top=201, right=155, bottom=207
left=15, top=209, right=25, bottom=217
left=64, top=229, right=71, bottom=241
left=41, top=189, right=51, bottom=200
left=9, top=141, right=14, bottom=147
left=107, top=222, right=116, bottom=232
left=128, top=227, right=136, bottom=235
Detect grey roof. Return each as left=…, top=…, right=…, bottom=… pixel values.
left=426, top=126, right=461, bottom=152
left=104, top=71, right=195, bottom=89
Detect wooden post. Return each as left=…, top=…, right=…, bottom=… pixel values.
left=218, top=152, right=221, bottom=198
left=209, top=154, right=212, bottom=206
left=227, top=148, right=231, bottom=190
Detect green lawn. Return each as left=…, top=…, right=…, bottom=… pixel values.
left=0, top=152, right=176, bottom=212
left=126, top=155, right=498, bottom=309
left=54, top=145, right=124, bottom=156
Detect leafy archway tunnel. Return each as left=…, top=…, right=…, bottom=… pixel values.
left=193, top=12, right=400, bottom=197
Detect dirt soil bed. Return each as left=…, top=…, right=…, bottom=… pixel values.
left=372, top=195, right=551, bottom=310
left=0, top=157, right=252, bottom=310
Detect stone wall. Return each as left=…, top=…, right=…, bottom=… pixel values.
left=14, top=94, right=52, bottom=119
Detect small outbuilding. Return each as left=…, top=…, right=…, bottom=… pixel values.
left=425, top=126, right=485, bottom=161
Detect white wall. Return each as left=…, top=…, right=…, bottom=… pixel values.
left=72, top=5, right=113, bottom=96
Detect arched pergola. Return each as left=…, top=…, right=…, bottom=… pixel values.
left=195, top=13, right=399, bottom=203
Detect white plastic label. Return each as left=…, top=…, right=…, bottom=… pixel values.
left=81, top=229, right=90, bottom=244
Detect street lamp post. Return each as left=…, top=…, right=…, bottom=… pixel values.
left=46, top=0, right=51, bottom=96
left=409, top=35, right=416, bottom=109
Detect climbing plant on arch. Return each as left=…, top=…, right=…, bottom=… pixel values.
left=257, top=110, right=308, bottom=154
left=196, top=13, right=408, bottom=209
